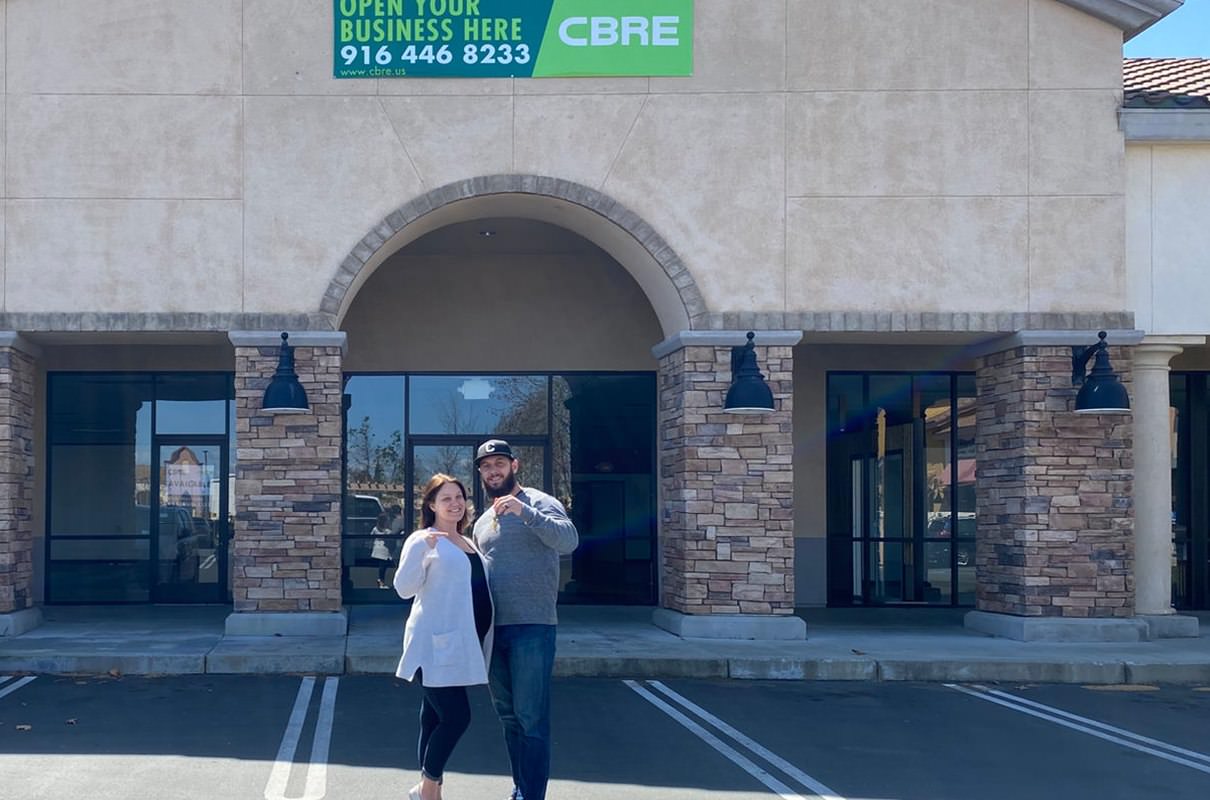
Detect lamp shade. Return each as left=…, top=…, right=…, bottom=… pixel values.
left=262, top=332, right=309, bottom=413
left=1072, top=331, right=1130, bottom=415
left=1074, top=375, right=1130, bottom=414
left=724, top=332, right=776, bottom=414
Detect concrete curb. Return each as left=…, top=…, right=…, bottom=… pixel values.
left=0, top=654, right=207, bottom=675
left=555, top=657, right=729, bottom=679
left=346, top=654, right=401, bottom=675
left=727, top=657, right=876, bottom=680
left=205, top=636, right=347, bottom=675
left=6, top=647, right=1210, bottom=684
left=1124, top=662, right=1210, bottom=684
left=876, top=659, right=1127, bottom=684
left=206, top=653, right=345, bottom=674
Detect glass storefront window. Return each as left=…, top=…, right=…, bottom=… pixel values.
left=155, top=374, right=230, bottom=434
left=919, top=374, right=952, bottom=605
left=345, top=375, right=405, bottom=493
left=828, top=374, right=865, bottom=434
left=955, top=375, right=977, bottom=605
left=50, top=445, right=148, bottom=537
left=341, top=376, right=406, bottom=598
left=408, top=375, right=548, bottom=435
left=343, top=372, right=656, bottom=605
left=827, top=372, right=976, bottom=607
left=1166, top=372, right=1210, bottom=610
left=46, top=373, right=233, bottom=604
left=48, top=378, right=154, bottom=604
left=50, top=374, right=153, bottom=447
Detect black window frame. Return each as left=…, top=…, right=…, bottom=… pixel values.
left=45, top=371, right=235, bottom=605
left=825, top=370, right=977, bottom=607
left=340, top=370, right=659, bottom=605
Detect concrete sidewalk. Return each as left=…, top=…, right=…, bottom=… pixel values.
left=1, top=605, right=1209, bottom=684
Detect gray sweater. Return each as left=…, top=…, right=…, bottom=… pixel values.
left=472, top=487, right=578, bottom=626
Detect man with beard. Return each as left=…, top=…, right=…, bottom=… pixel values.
left=472, top=439, right=578, bottom=800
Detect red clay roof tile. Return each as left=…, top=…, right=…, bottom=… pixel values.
left=1124, top=58, right=1210, bottom=109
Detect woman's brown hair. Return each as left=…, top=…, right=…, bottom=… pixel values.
left=419, top=473, right=471, bottom=534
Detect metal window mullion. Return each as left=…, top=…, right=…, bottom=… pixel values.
left=950, top=373, right=960, bottom=606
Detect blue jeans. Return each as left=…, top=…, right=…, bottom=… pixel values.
left=488, top=624, right=557, bottom=800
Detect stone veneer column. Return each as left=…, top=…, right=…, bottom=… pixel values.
left=226, top=332, right=347, bottom=636
left=652, top=331, right=804, bottom=640
left=967, top=340, right=1139, bottom=641
left=0, top=334, right=41, bottom=636
left=1132, top=341, right=1200, bottom=637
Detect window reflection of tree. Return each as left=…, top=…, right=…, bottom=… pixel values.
left=550, top=379, right=572, bottom=509
left=492, top=377, right=572, bottom=509
left=347, top=416, right=403, bottom=485
left=433, top=393, right=483, bottom=474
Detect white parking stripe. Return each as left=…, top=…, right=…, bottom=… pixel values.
left=0, top=675, right=11, bottom=686
left=0, top=676, right=36, bottom=700
left=625, top=680, right=806, bottom=799
left=264, top=676, right=340, bottom=800
left=265, top=677, right=316, bottom=800
left=303, top=678, right=339, bottom=800
left=976, top=685, right=1210, bottom=767
left=648, top=681, right=847, bottom=800
left=947, top=684, right=1210, bottom=776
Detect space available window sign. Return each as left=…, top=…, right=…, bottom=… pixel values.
left=333, top=0, right=693, bottom=78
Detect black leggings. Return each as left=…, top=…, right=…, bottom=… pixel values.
left=415, top=670, right=472, bottom=782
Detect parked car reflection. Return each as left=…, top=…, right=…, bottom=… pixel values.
left=927, top=511, right=974, bottom=567
left=137, top=504, right=206, bottom=582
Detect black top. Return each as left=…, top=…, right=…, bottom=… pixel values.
left=467, top=551, right=492, bottom=644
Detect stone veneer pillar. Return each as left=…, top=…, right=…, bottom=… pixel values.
left=226, top=332, right=347, bottom=636
left=966, top=339, right=1140, bottom=641
left=0, top=334, right=41, bottom=636
left=651, top=331, right=804, bottom=640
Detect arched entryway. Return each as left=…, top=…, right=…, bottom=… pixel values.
left=319, top=175, right=705, bottom=337
left=330, top=178, right=697, bottom=606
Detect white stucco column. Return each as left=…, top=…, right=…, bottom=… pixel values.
left=1132, top=343, right=1184, bottom=617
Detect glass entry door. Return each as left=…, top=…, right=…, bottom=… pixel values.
left=830, top=422, right=918, bottom=604
left=152, top=438, right=229, bottom=603
left=827, top=373, right=976, bottom=606
left=409, top=439, right=480, bottom=530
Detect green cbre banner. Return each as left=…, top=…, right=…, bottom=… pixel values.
left=333, top=0, right=693, bottom=78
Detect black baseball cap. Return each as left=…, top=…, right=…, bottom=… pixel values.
left=475, top=439, right=515, bottom=466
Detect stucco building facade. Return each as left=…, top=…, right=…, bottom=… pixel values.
left=0, top=0, right=1205, bottom=641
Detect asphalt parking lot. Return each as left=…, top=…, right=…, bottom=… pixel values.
left=2, top=674, right=1209, bottom=799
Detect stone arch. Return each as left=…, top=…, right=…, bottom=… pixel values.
left=320, top=175, right=705, bottom=337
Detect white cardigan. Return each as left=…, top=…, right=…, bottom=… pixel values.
left=393, top=529, right=493, bottom=687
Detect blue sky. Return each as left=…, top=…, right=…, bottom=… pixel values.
left=1124, top=0, right=1210, bottom=56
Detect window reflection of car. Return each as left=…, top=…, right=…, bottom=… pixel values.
left=137, top=505, right=202, bottom=581
left=345, top=494, right=384, bottom=535
left=926, top=512, right=974, bottom=567
left=344, top=494, right=387, bottom=564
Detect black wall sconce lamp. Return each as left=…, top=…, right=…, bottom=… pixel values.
left=1071, top=331, right=1130, bottom=414
left=262, top=332, right=309, bottom=414
left=724, top=331, right=776, bottom=414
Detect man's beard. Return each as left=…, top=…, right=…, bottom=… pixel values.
left=483, top=469, right=518, bottom=499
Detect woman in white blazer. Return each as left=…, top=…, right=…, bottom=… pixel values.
left=394, top=473, right=493, bottom=800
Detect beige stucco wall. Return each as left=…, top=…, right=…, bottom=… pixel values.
left=342, top=223, right=663, bottom=372
left=0, top=0, right=1128, bottom=323
left=1126, top=143, right=1210, bottom=336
